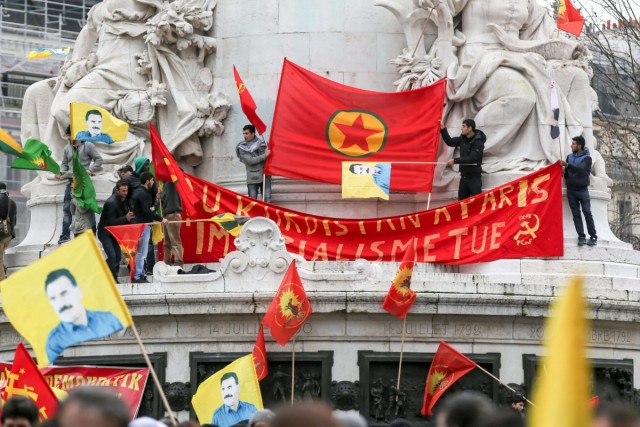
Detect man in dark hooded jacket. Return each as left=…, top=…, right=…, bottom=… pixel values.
left=441, top=118, right=486, bottom=200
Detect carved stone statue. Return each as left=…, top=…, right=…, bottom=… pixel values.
left=21, top=0, right=230, bottom=169
left=370, top=378, right=385, bottom=420
left=377, top=0, right=611, bottom=189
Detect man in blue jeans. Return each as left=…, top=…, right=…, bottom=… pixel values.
left=561, top=135, right=597, bottom=246
left=55, top=126, right=103, bottom=244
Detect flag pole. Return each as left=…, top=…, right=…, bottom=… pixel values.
left=474, top=363, right=536, bottom=407
left=411, top=7, right=436, bottom=57
left=395, top=316, right=408, bottom=397
left=130, top=324, right=178, bottom=426
left=290, top=337, right=296, bottom=405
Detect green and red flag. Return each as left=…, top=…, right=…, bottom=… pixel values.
left=421, top=341, right=477, bottom=416
left=105, top=224, right=147, bottom=281
left=252, top=325, right=268, bottom=381
left=382, top=238, right=417, bottom=318
left=2, top=343, right=59, bottom=420
left=233, top=65, right=267, bottom=135
left=265, top=59, right=446, bottom=192
left=11, top=138, right=60, bottom=174
left=262, top=260, right=312, bottom=346
left=149, top=123, right=199, bottom=217
left=72, top=150, right=101, bottom=214
left=557, top=0, right=584, bottom=37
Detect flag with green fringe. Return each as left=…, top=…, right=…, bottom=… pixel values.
left=11, top=139, right=60, bottom=173
left=72, top=150, right=102, bottom=214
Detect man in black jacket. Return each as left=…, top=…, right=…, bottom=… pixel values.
left=441, top=119, right=486, bottom=200
left=560, top=136, right=597, bottom=246
left=0, top=182, right=16, bottom=280
left=98, top=180, right=134, bottom=281
left=130, top=172, right=168, bottom=283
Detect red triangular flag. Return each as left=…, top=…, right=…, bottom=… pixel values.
left=382, top=239, right=417, bottom=318
left=105, top=224, right=147, bottom=281
left=557, top=0, right=584, bottom=37
left=421, top=341, right=477, bottom=416
left=2, top=343, right=59, bottom=420
left=149, top=123, right=199, bottom=217
left=262, top=260, right=312, bottom=346
left=253, top=325, right=268, bottom=381
left=233, top=65, right=267, bottom=135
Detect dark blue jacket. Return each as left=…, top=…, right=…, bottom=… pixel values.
left=565, top=148, right=592, bottom=189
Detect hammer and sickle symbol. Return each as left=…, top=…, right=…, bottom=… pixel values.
left=514, top=214, right=540, bottom=241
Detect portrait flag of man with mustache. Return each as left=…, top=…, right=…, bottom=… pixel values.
left=0, top=231, right=132, bottom=366
left=192, top=354, right=263, bottom=427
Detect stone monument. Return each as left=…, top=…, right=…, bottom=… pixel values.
left=3, top=0, right=640, bottom=424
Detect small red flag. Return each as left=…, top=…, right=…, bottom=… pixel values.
left=382, top=239, right=417, bottom=318
left=557, top=0, right=584, bottom=37
left=149, top=123, right=199, bottom=217
left=252, top=325, right=268, bottom=381
left=233, top=65, right=267, bottom=135
left=421, top=341, right=477, bottom=416
left=2, top=343, right=59, bottom=421
left=105, top=224, right=147, bottom=281
left=262, top=260, right=312, bottom=346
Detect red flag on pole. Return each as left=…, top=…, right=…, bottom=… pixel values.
left=233, top=65, right=267, bottom=135
left=382, top=238, right=417, bottom=318
left=2, top=343, right=59, bottom=421
left=252, top=325, right=268, bottom=381
left=421, top=341, right=477, bottom=416
left=265, top=59, right=445, bottom=192
left=557, top=0, right=584, bottom=37
left=262, top=260, right=312, bottom=346
left=105, top=224, right=147, bottom=281
left=149, top=123, right=198, bottom=217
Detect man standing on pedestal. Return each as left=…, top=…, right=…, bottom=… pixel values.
left=55, top=126, right=103, bottom=244
left=561, top=135, right=597, bottom=246
left=440, top=119, right=486, bottom=200
left=161, top=181, right=183, bottom=267
left=236, top=125, right=271, bottom=202
left=98, top=180, right=134, bottom=281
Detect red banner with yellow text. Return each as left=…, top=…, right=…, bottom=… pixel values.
left=180, top=162, right=564, bottom=264
left=0, top=363, right=149, bottom=420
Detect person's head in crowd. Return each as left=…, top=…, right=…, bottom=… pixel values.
left=332, top=410, right=368, bottom=427
left=271, top=403, right=341, bottom=427
left=1, top=396, right=40, bottom=427
left=118, top=165, right=133, bottom=179
left=55, top=387, right=129, bottom=427
left=248, top=410, right=275, bottom=427
left=511, top=393, right=525, bottom=413
left=594, top=403, right=640, bottom=427
left=129, top=418, right=167, bottom=427
left=388, top=419, right=412, bottom=427
left=133, top=157, right=151, bottom=175
left=436, top=391, right=496, bottom=427
left=140, top=172, right=155, bottom=190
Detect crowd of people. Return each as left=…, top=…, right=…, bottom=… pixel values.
left=2, top=387, right=640, bottom=427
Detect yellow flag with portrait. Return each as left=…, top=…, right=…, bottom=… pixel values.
left=0, top=231, right=133, bottom=366
left=191, top=354, right=263, bottom=427
left=70, top=102, right=129, bottom=143
left=341, top=161, right=391, bottom=200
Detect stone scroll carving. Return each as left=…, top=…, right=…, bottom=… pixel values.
left=377, top=0, right=611, bottom=190
left=220, top=217, right=292, bottom=280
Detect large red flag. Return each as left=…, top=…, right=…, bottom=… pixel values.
left=265, top=59, right=445, bottom=192
left=105, top=224, right=147, bottom=281
left=557, top=0, right=584, bottom=37
left=2, top=343, right=59, bottom=421
left=233, top=65, right=267, bottom=135
left=149, top=123, right=198, bottom=217
left=421, top=341, right=477, bottom=416
left=382, top=238, right=417, bottom=318
left=252, top=325, right=268, bottom=381
left=262, top=260, right=312, bottom=346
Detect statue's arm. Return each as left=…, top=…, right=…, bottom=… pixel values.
left=71, top=24, right=99, bottom=61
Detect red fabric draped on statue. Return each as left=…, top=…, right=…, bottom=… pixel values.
left=178, top=162, right=564, bottom=264
left=265, top=59, right=445, bottom=192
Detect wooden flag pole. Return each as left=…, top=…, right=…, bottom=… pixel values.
left=291, top=337, right=296, bottom=405
left=411, top=7, right=436, bottom=57
left=395, top=316, right=408, bottom=397
left=131, top=324, right=178, bottom=426
left=474, top=363, right=536, bottom=408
